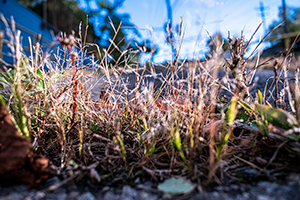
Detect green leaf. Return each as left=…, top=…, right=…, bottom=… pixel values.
left=69, top=160, right=78, bottom=166
left=90, top=121, right=100, bottom=132
left=36, top=69, right=43, bottom=78
left=148, top=143, right=161, bottom=156
left=287, top=133, right=300, bottom=141
left=0, top=76, right=10, bottom=85
left=0, top=93, right=6, bottom=106
left=20, top=56, right=29, bottom=67
left=1, top=70, right=14, bottom=84
left=37, top=79, right=45, bottom=91
left=237, top=99, right=252, bottom=113
left=114, top=135, right=126, bottom=158
left=256, top=120, right=269, bottom=135
left=255, top=104, right=298, bottom=130
left=158, top=177, right=195, bottom=195
left=148, top=147, right=155, bottom=156
left=226, top=96, right=238, bottom=126
left=257, top=90, right=263, bottom=104
left=174, top=125, right=185, bottom=161
left=236, top=112, right=248, bottom=122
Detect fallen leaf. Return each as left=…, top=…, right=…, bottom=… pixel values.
left=0, top=103, right=57, bottom=186
left=157, top=177, right=195, bottom=195
left=0, top=102, right=31, bottom=177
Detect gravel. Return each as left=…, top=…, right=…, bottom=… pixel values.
left=1, top=174, right=300, bottom=200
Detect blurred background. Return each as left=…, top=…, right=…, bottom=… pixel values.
left=0, top=0, right=300, bottom=65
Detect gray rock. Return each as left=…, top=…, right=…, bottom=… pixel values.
left=211, top=191, right=220, bottom=198
left=121, top=185, right=138, bottom=200
left=33, top=191, right=45, bottom=200
left=162, top=192, right=172, bottom=199
left=256, top=194, right=275, bottom=200
left=190, top=193, right=206, bottom=200
left=242, top=192, right=250, bottom=199
left=2, top=173, right=300, bottom=200
left=103, top=191, right=120, bottom=200
left=55, top=192, right=68, bottom=200
left=138, top=191, right=158, bottom=200
left=68, top=191, right=80, bottom=199
left=101, top=186, right=110, bottom=193
left=43, top=192, right=68, bottom=200
left=0, top=193, right=24, bottom=200
left=77, top=192, right=95, bottom=200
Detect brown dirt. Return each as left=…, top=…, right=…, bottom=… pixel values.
left=0, top=103, right=57, bottom=187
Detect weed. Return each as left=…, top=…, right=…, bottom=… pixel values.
left=1, top=16, right=300, bottom=188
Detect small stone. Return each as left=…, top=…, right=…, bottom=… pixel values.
left=234, top=194, right=244, bottom=200
left=162, top=192, right=172, bottom=199
left=76, top=192, right=95, bottom=200
left=102, top=186, right=110, bottom=192
left=0, top=193, right=24, bottom=200
left=68, top=184, right=79, bottom=192
left=77, top=192, right=95, bottom=200
left=257, top=194, right=275, bottom=200
left=215, top=186, right=223, bottom=191
left=33, top=191, right=45, bottom=200
left=103, top=191, right=120, bottom=200
left=212, top=191, right=220, bottom=198
left=287, top=174, right=300, bottom=184
left=68, top=191, right=80, bottom=199
left=121, top=185, right=138, bottom=200
left=190, top=193, right=205, bottom=200
left=138, top=191, right=158, bottom=200
left=134, top=177, right=140, bottom=184
left=143, top=181, right=154, bottom=188
left=230, top=184, right=239, bottom=190
left=55, top=193, right=67, bottom=200
left=257, top=182, right=277, bottom=194
left=242, top=192, right=250, bottom=199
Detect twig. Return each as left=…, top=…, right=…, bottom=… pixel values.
left=264, top=140, right=288, bottom=169
left=234, top=155, right=261, bottom=171
left=274, top=61, right=279, bottom=108
left=47, top=171, right=79, bottom=192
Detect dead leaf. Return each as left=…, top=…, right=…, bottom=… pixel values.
left=0, top=103, right=57, bottom=186
left=157, top=177, right=195, bottom=195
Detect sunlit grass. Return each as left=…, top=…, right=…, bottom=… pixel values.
left=1, top=17, right=300, bottom=187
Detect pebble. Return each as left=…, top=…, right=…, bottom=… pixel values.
left=0, top=193, right=23, bottom=200
left=101, top=186, right=110, bottom=193
left=103, top=191, right=120, bottom=200
left=257, top=195, right=274, bottom=200
left=121, top=185, right=138, bottom=200
left=1, top=174, right=300, bottom=200
left=56, top=192, right=68, bottom=200
left=68, top=191, right=80, bottom=199
left=77, top=192, right=96, bottom=200
left=33, top=191, right=45, bottom=200
left=138, top=191, right=158, bottom=200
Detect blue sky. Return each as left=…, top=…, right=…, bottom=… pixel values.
left=78, top=0, right=300, bottom=63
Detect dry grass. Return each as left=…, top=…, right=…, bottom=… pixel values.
left=1, top=17, right=300, bottom=189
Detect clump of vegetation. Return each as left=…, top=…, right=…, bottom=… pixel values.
left=1, top=16, right=300, bottom=191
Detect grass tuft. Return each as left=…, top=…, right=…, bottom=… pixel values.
left=1, top=18, right=300, bottom=188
